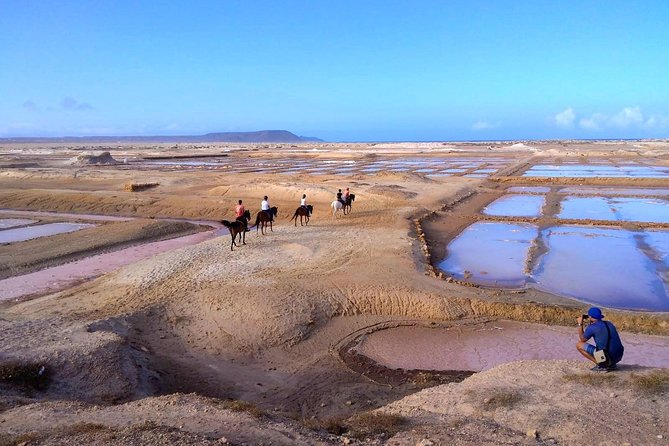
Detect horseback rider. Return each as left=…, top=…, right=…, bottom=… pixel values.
left=343, top=187, right=351, bottom=202
left=300, top=194, right=308, bottom=209
left=336, top=189, right=344, bottom=205
left=234, top=199, right=245, bottom=218
left=261, top=195, right=273, bottom=222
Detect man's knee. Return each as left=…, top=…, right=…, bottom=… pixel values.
left=576, top=340, right=585, bottom=351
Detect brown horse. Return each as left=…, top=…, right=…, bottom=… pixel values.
left=221, top=219, right=247, bottom=251
left=290, top=205, right=313, bottom=226
left=343, top=194, right=355, bottom=215
left=234, top=210, right=252, bottom=243
left=254, top=206, right=278, bottom=235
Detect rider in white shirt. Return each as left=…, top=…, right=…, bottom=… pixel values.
left=261, top=195, right=273, bottom=221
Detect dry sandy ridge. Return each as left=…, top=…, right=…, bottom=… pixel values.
left=1, top=141, right=669, bottom=445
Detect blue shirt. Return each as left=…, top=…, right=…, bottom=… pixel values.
left=584, top=320, right=624, bottom=364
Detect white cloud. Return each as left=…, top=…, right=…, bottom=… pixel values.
left=577, top=106, right=669, bottom=132
left=610, top=106, right=643, bottom=128
left=472, top=120, right=500, bottom=130
left=579, top=113, right=607, bottom=131
left=162, top=123, right=181, bottom=131
left=554, top=107, right=575, bottom=127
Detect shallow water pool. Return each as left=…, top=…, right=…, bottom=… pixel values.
left=355, top=321, right=669, bottom=372
left=559, top=187, right=669, bottom=196
left=524, top=164, right=669, bottom=178
left=437, top=222, right=536, bottom=287
left=483, top=194, right=545, bottom=218
left=532, top=226, right=669, bottom=311
left=0, top=222, right=96, bottom=244
left=558, top=196, right=669, bottom=223
left=439, top=222, right=669, bottom=311
left=0, top=218, right=37, bottom=229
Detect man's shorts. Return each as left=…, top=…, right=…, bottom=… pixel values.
left=585, top=343, right=596, bottom=356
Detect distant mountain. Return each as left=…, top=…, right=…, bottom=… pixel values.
left=200, top=130, right=322, bottom=143
left=0, top=130, right=323, bottom=143
left=298, top=135, right=325, bottom=142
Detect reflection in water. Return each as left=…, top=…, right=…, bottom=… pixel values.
left=610, top=197, right=669, bottom=223
left=558, top=196, right=669, bottom=223
left=645, top=231, right=669, bottom=264
left=0, top=218, right=37, bottom=229
left=559, top=187, right=669, bottom=196
left=532, top=227, right=669, bottom=311
left=483, top=194, right=545, bottom=217
left=0, top=222, right=96, bottom=243
left=439, top=222, right=669, bottom=311
left=437, top=222, right=537, bottom=287
left=559, top=196, right=616, bottom=220
left=524, top=164, right=669, bottom=178
left=356, top=321, right=669, bottom=372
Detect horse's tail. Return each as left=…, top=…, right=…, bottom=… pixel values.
left=289, top=210, right=297, bottom=221
left=221, top=220, right=232, bottom=229
left=254, top=214, right=261, bottom=226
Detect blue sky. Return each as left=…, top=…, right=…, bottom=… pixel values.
left=1, top=1, right=668, bottom=141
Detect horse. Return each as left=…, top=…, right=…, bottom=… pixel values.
left=235, top=210, right=252, bottom=243
left=254, top=206, right=278, bottom=235
left=331, top=200, right=344, bottom=218
left=290, top=205, right=313, bottom=226
left=343, top=194, right=355, bottom=215
left=220, top=210, right=251, bottom=251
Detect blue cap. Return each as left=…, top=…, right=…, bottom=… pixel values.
left=587, top=307, right=604, bottom=319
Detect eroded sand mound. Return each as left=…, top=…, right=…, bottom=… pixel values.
left=70, top=151, right=117, bottom=165
left=384, top=360, right=669, bottom=445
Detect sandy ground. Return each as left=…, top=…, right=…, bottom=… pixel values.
left=1, top=141, right=669, bottom=445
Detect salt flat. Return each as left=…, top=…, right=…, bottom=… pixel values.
left=1, top=140, right=668, bottom=445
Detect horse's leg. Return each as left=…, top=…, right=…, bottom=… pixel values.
left=230, top=232, right=236, bottom=251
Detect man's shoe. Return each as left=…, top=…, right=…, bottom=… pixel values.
left=590, top=365, right=609, bottom=372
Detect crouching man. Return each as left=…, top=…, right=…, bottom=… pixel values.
left=576, top=307, right=624, bottom=372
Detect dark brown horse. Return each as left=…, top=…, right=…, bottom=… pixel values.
left=343, top=194, right=355, bottom=215
left=254, top=206, right=278, bottom=235
left=221, top=210, right=251, bottom=251
left=290, top=205, right=313, bottom=226
left=234, top=210, right=251, bottom=243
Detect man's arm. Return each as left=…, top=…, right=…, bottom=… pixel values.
left=577, top=316, right=588, bottom=342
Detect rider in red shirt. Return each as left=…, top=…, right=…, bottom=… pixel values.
left=234, top=200, right=245, bottom=218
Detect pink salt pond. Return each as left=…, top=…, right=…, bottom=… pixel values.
left=354, top=320, right=669, bottom=372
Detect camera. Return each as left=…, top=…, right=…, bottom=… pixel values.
left=582, top=314, right=589, bottom=320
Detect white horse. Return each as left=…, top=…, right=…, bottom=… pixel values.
left=331, top=200, right=344, bottom=218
